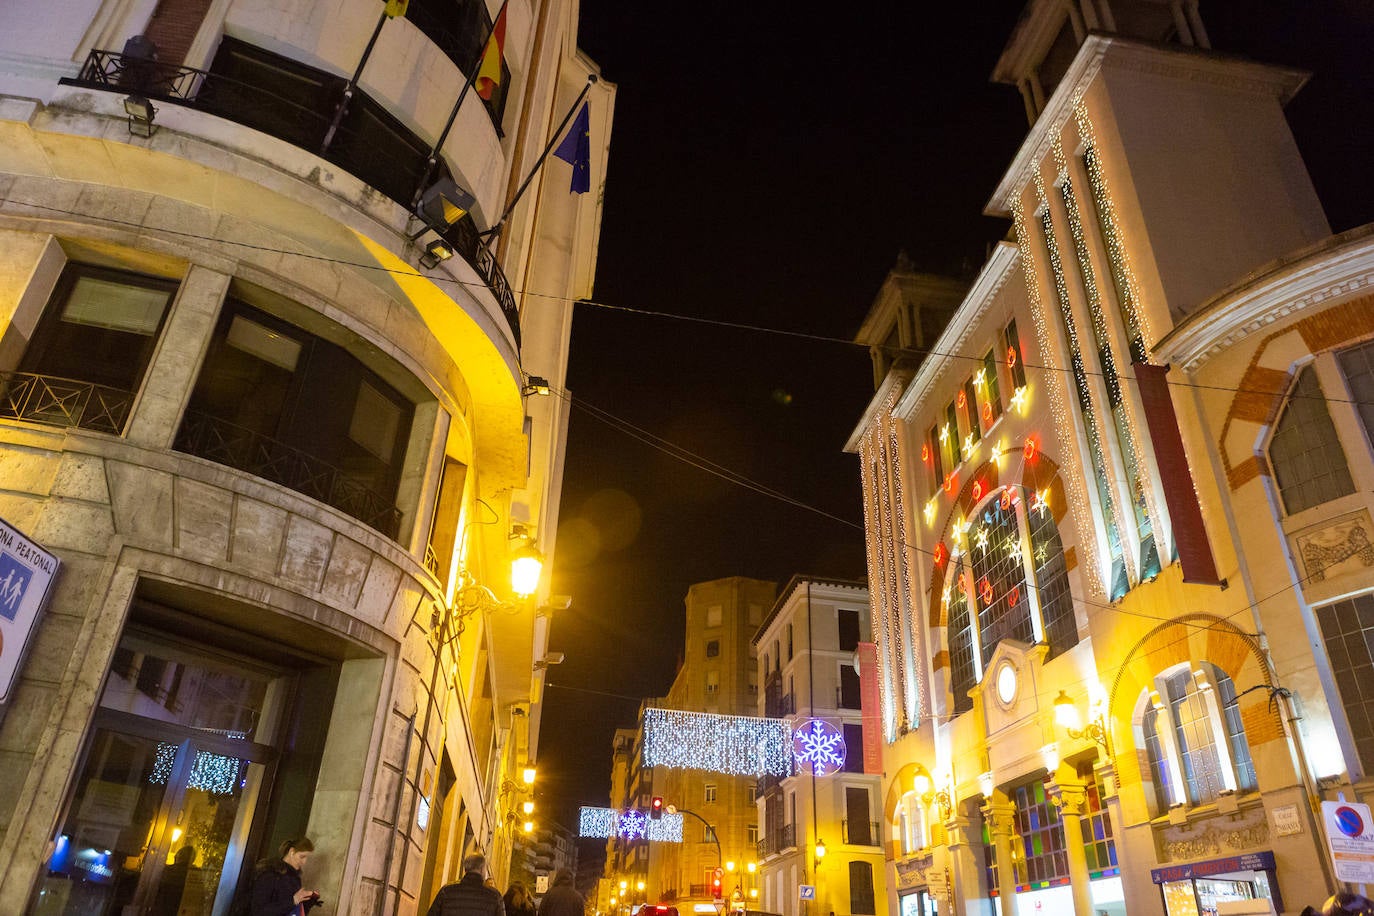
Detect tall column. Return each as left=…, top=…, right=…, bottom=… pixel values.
left=1048, top=777, right=1092, bottom=916
left=981, top=794, right=1019, bottom=916
left=944, top=814, right=979, bottom=916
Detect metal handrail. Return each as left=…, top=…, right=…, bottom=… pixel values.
left=174, top=409, right=402, bottom=538
left=62, top=49, right=521, bottom=348
left=0, top=372, right=133, bottom=434
left=842, top=819, right=881, bottom=847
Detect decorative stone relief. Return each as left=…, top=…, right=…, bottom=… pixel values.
left=1294, top=510, right=1374, bottom=584
left=1159, top=806, right=1271, bottom=862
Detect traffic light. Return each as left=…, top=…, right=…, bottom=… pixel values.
left=650, top=796, right=664, bottom=820
left=711, top=875, right=722, bottom=896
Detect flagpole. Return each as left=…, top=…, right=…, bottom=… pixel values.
left=322, top=4, right=392, bottom=153
left=411, top=0, right=509, bottom=207
left=481, top=74, right=595, bottom=241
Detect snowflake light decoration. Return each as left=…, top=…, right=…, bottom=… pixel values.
left=578, top=807, right=683, bottom=842
left=619, top=809, right=648, bottom=841
left=793, top=718, right=846, bottom=777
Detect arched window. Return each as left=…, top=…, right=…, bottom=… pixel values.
left=943, top=487, right=1079, bottom=711
left=1142, top=663, right=1258, bottom=810
left=896, top=790, right=925, bottom=855
left=1268, top=365, right=1353, bottom=514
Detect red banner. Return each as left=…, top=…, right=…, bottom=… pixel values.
left=858, top=642, right=883, bottom=774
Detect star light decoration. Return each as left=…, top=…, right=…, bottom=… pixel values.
left=577, top=807, right=684, bottom=842
left=642, top=708, right=792, bottom=776
left=1009, top=386, right=1029, bottom=414
left=792, top=718, right=847, bottom=776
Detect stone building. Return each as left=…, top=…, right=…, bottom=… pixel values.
left=0, top=0, right=613, bottom=913
left=850, top=2, right=1373, bottom=915
left=753, top=576, right=886, bottom=916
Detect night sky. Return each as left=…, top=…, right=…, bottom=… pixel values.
left=533, top=0, right=1374, bottom=860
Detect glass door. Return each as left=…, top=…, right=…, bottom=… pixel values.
left=32, top=630, right=284, bottom=916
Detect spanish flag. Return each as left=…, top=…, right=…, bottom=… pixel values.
left=475, top=7, right=507, bottom=101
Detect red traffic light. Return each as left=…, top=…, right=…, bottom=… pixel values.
left=650, top=796, right=664, bottom=820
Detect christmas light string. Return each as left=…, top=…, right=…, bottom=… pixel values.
left=11, top=199, right=1370, bottom=412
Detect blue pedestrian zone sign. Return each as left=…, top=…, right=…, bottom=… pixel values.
left=0, top=517, right=60, bottom=705
left=798, top=886, right=816, bottom=900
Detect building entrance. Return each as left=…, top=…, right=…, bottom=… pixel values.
left=31, top=627, right=285, bottom=915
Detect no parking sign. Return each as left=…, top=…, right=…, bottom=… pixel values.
left=1322, top=800, right=1374, bottom=883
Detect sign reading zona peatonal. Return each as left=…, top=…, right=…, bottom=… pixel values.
left=0, top=516, right=60, bottom=705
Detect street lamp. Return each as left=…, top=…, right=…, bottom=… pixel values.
left=814, top=838, right=826, bottom=869
left=1053, top=690, right=1114, bottom=757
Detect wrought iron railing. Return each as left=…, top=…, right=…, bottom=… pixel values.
left=0, top=372, right=133, bottom=434
left=842, top=819, right=881, bottom=847
left=174, top=410, right=401, bottom=538
left=757, top=823, right=796, bottom=859
left=63, top=48, right=521, bottom=348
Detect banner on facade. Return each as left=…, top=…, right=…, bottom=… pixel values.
left=857, top=642, right=882, bottom=774
left=0, top=516, right=60, bottom=705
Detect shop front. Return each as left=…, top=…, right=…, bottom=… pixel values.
left=1150, top=852, right=1282, bottom=916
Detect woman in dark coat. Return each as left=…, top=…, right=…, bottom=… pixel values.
left=250, top=837, right=321, bottom=916
left=503, top=881, right=537, bottom=916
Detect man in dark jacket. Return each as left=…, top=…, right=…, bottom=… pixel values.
left=537, top=869, right=583, bottom=916
left=428, top=854, right=506, bottom=916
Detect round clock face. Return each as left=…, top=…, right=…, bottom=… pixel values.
left=995, top=662, right=1018, bottom=705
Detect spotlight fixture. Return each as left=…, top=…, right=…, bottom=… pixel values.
left=419, top=238, right=453, bottom=269
left=522, top=375, right=551, bottom=397
left=123, top=95, right=157, bottom=137
left=415, top=178, right=477, bottom=232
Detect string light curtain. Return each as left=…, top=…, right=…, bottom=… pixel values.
left=641, top=708, right=792, bottom=776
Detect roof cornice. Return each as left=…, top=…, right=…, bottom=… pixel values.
left=985, top=35, right=1310, bottom=216
left=1154, top=225, right=1374, bottom=374
left=893, top=242, right=1021, bottom=420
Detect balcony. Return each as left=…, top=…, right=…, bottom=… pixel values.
left=0, top=372, right=133, bottom=435
left=756, top=823, right=796, bottom=859
left=764, top=690, right=795, bottom=719
left=842, top=819, right=881, bottom=847
left=174, top=410, right=401, bottom=538
left=60, top=46, right=521, bottom=349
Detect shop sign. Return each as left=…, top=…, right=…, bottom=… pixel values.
left=0, top=516, right=61, bottom=705
left=1322, top=800, right=1374, bottom=883
left=1150, top=851, right=1276, bottom=884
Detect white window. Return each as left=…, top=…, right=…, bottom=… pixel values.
left=705, top=784, right=717, bottom=804
left=705, top=670, right=719, bottom=696
left=707, top=604, right=723, bottom=627
left=748, top=783, right=757, bottom=801
left=1142, top=663, right=1257, bottom=811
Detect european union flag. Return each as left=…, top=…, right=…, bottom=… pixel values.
left=552, top=101, right=591, bottom=194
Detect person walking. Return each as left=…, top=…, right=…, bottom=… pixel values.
left=536, top=869, right=582, bottom=916
left=503, top=881, right=537, bottom=916
left=249, top=838, right=321, bottom=915
left=428, top=853, right=506, bottom=916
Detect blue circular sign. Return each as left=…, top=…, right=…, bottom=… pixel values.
left=1335, top=805, right=1365, bottom=838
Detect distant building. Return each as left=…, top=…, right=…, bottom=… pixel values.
left=753, top=577, right=883, bottom=916
left=516, top=821, right=578, bottom=895
left=851, top=2, right=1374, bottom=916
left=0, top=0, right=613, bottom=913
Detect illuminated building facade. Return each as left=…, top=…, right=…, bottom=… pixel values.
left=0, top=0, right=613, bottom=912
left=753, top=576, right=886, bottom=916
left=850, top=2, right=1373, bottom=915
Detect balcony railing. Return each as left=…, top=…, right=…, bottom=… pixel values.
left=842, top=819, right=881, bottom=847
left=61, top=48, right=521, bottom=348
left=756, top=823, right=796, bottom=859
left=0, top=372, right=133, bottom=434
left=764, top=690, right=794, bottom=719
left=174, top=410, right=401, bottom=538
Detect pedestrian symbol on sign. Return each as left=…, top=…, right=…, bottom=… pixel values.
left=798, top=886, right=816, bottom=900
